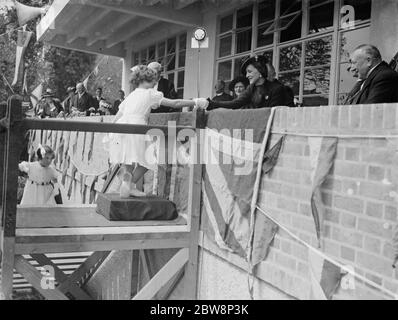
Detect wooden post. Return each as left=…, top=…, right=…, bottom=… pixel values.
left=0, top=101, right=7, bottom=217
left=1, top=95, right=25, bottom=299
left=183, top=109, right=205, bottom=300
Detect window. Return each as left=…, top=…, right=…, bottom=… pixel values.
left=131, top=33, right=187, bottom=97
left=215, top=0, right=371, bottom=105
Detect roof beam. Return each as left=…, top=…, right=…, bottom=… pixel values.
left=49, top=34, right=126, bottom=57
left=66, top=8, right=110, bottom=44
left=105, top=18, right=158, bottom=49
left=86, top=12, right=135, bottom=46
left=86, top=0, right=202, bottom=27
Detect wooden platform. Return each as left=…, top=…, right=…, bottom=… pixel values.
left=11, top=205, right=189, bottom=254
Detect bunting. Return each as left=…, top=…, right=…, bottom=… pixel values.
left=89, top=176, right=99, bottom=204
left=11, top=29, right=33, bottom=86
left=30, top=83, right=43, bottom=110
left=14, top=1, right=46, bottom=26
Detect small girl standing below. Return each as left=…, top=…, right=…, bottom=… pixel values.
left=107, top=65, right=208, bottom=198
left=19, top=145, right=60, bottom=205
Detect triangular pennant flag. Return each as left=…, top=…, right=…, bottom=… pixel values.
left=262, top=135, right=285, bottom=174
left=87, top=132, right=95, bottom=163
left=89, top=176, right=99, bottom=204
left=11, top=29, right=33, bottom=86
left=81, top=131, right=87, bottom=161
left=30, top=83, right=43, bottom=109
left=14, top=0, right=46, bottom=26
left=308, top=249, right=342, bottom=300
left=308, top=137, right=338, bottom=247
left=93, top=65, right=99, bottom=76
left=82, top=76, right=89, bottom=89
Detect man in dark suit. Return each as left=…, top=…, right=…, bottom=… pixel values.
left=72, top=83, right=96, bottom=116
left=111, top=89, right=125, bottom=115
left=148, top=62, right=178, bottom=113
left=348, top=44, right=398, bottom=105
left=212, top=80, right=233, bottom=102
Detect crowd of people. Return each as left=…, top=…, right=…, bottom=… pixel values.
left=33, top=83, right=126, bottom=119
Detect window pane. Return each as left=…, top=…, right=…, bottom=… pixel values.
left=262, top=50, right=273, bottom=64
left=140, top=49, right=147, bottom=63
left=148, top=45, right=156, bottom=61
left=177, top=88, right=184, bottom=99
left=257, top=21, right=274, bottom=47
left=280, top=0, right=302, bottom=16
left=178, top=51, right=186, bottom=68
left=218, top=60, right=232, bottom=81
left=237, top=5, right=253, bottom=28
left=280, top=12, right=302, bottom=42
left=258, top=0, right=276, bottom=24
left=236, top=30, right=252, bottom=53
left=158, top=42, right=166, bottom=57
left=303, top=95, right=329, bottom=106
left=339, top=62, right=357, bottom=94
left=167, top=72, right=175, bottom=85
left=179, top=34, right=186, bottom=50
left=279, top=44, right=302, bottom=71
left=343, top=0, right=371, bottom=24
left=167, top=37, right=176, bottom=54
left=177, top=70, right=185, bottom=88
left=339, top=26, right=370, bottom=62
left=309, top=2, right=334, bottom=34
left=305, top=36, right=332, bottom=67
left=219, top=35, right=232, bottom=57
left=279, top=71, right=300, bottom=95
left=132, top=52, right=139, bottom=66
left=304, top=67, right=330, bottom=95
left=220, top=14, right=233, bottom=33
left=166, top=54, right=175, bottom=71
left=234, top=55, right=250, bottom=78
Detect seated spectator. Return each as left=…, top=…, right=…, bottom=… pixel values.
left=35, top=89, right=63, bottom=118
left=93, top=87, right=105, bottom=109
left=72, top=83, right=96, bottom=116
left=266, top=63, right=295, bottom=108
left=112, top=89, right=125, bottom=115
left=212, top=80, right=233, bottom=102
left=229, top=76, right=249, bottom=99
left=348, top=44, right=398, bottom=104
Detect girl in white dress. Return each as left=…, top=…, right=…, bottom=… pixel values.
left=19, top=145, right=61, bottom=205
left=107, top=65, right=208, bottom=197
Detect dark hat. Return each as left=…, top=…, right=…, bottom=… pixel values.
left=240, top=55, right=269, bottom=78
left=42, top=88, right=55, bottom=98
left=229, top=76, right=250, bottom=92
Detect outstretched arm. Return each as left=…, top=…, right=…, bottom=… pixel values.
left=160, top=98, right=196, bottom=109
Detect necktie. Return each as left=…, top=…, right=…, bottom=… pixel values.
left=345, top=79, right=365, bottom=105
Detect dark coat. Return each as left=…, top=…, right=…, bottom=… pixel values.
left=112, top=99, right=122, bottom=115
left=152, top=77, right=178, bottom=113
left=72, top=92, right=96, bottom=115
left=212, top=92, right=233, bottom=102
left=208, top=80, right=293, bottom=111
left=352, top=61, right=398, bottom=105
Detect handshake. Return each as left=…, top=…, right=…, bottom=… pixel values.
left=193, top=98, right=209, bottom=111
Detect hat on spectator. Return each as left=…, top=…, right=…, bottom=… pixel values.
left=229, top=76, right=250, bottom=92
left=240, top=55, right=268, bottom=79
left=67, top=86, right=75, bottom=93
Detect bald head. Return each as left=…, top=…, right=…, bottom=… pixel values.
left=76, top=83, right=86, bottom=94
left=350, top=44, right=382, bottom=80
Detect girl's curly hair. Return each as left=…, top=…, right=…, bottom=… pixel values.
left=130, top=65, right=158, bottom=87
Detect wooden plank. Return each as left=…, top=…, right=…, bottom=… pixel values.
left=184, top=108, right=205, bottom=300
left=139, top=250, right=152, bottom=287
left=14, top=238, right=190, bottom=255
left=133, top=248, right=188, bottom=300
left=23, top=118, right=193, bottom=135
left=57, top=251, right=109, bottom=293
left=155, top=267, right=185, bottom=300
left=16, top=205, right=187, bottom=228
left=3, top=96, right=24, bottom=237
left=0, top=237, right=15, bottom=300
left=14, top=255, right=69, bottom=300
left=30, top=254, right=93, bottom=300
left=131, top=250, right=140, bottom=296
left=0, top=101, right=6, bottom=219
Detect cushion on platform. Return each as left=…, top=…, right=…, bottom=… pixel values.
left=96, top=193, right=178, bottom=221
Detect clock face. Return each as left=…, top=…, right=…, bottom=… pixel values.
left=194, top=28, right=206, bottom=41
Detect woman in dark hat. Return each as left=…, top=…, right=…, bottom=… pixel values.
left=36, top=89, right=63, bottom=118
left=229, top=76, right=249, bottom=99
left=207, top=55, right=293, bottom=110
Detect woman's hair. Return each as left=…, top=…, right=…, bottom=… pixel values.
left=37, top=145, right=55, bottom=160
left=130, top=65, right=158, bottom=87
left=250, top=60, right=268, bottom=79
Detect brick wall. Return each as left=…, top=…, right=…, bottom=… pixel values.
left=255, top=104, right=398, bottom=300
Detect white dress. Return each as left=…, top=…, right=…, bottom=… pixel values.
left=19, top=162, right=58, bottom=205
left=107, top=88, right=164, bottom=170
